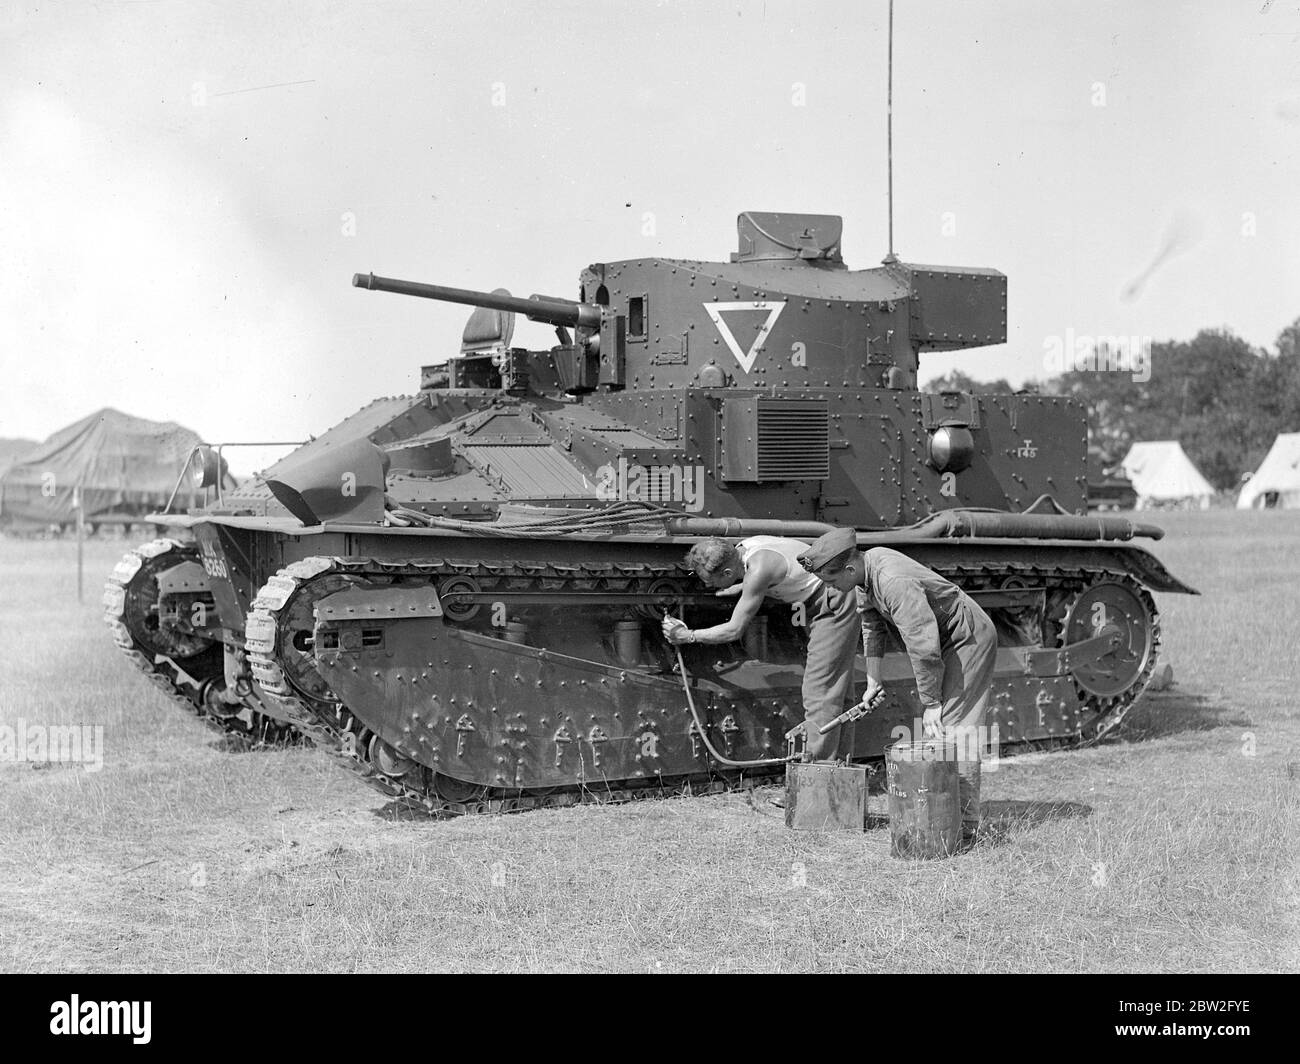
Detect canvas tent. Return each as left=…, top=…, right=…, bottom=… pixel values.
left=1119, top=440, right=1215, bottom=509
left=1237, top=432, right=1300, bottom=509
left=0, top=438, right=36, bottom=478
left=0, top=408, right=218, bottom=528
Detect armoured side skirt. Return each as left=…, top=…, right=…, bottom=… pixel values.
left=314, top=610, right=1094, bottom=789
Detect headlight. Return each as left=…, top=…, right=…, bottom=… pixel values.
left=190, top=446, right=222, bottom=488
left=928, top=426, right=975, bottom=473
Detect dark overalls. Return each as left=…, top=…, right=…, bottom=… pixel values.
left=857, top=547, right=998, bottom=829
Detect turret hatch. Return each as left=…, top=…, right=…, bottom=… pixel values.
left=731, top=212, right=844, bottom=264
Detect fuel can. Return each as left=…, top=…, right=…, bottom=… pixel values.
left=784, top=761, right=868, bottom=832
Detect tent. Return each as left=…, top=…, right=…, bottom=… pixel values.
left=0, top=438, right=36, bottom=478
left=1119, top=440, right=1215, bottom=509
left=1237, top=432, right=1300, bottom=509
left=0, top=408, right=218, bottom=528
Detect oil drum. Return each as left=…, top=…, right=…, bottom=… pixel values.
left=885, top=739, right=961, bottom=859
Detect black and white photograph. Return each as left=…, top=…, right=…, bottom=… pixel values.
left=0, top=0, right=1296, bottom=1018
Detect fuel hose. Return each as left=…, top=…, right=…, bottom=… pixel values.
left=670, top=638, right=795, bottom=769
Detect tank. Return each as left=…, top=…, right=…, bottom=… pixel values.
left=103, top=211, right=1197, bottom=812
left=1087, top=446, right=1138, bottom=511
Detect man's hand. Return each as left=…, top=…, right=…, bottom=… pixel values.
left=921, top=702, right=943, bottom=739
left=862, top=677, right=885, bottom=709
left=714, top=584, right=744, bottom=598
left=661, top=617, right=693, bottom=645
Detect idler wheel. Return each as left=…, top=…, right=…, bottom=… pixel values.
left=438, top=576, right=483, bottom=623
left=1063, top=581, right=1154, bottom=699
left=432, top=772, right=488, bottom=803
left=368, top=734, right=419, bottom=779
left=279, top=573, right=361, bottom=703
left=119, top=544, right=214, bottom=660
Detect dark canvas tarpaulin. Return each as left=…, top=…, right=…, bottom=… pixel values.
left=0, top=408, right=209, bottom=525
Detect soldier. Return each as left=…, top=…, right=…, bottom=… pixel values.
left=797, top=527, right=997, bottom=837
left=662, top=536, right=861, bottom=761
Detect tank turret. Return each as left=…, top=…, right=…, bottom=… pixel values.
left=356, top=211, right=1006, bottom=396
left=347, top=212, right=1057, bottom=526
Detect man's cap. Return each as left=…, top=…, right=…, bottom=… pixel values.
left=798, top=526, right=858, bottom=573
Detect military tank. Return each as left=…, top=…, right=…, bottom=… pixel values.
left=104, top=211, right=1195, bottom=812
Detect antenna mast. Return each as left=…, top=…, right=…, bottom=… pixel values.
left=884, top=0, right=897, bottom=262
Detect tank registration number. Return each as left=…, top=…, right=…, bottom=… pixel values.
left=200, top=548, right=228, bottom=580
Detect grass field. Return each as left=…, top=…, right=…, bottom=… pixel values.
left=1, top=512, right=1297, bottom=973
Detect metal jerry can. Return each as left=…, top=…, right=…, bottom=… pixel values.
left=784, top=761, right=868, bottom=832
left=884, top=740, right=962, bottom=858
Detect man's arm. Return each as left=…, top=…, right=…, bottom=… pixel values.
left=875, top=572, right=944, bottom=713
left=860, top=596, right=887, bottom=702
left=671, top=550, right=782, bottom=645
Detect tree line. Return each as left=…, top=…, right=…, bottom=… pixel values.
left=926, top=318, right=1300, bottom=491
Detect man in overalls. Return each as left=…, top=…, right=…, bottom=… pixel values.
left=797, top=527, right=997, bottom=837
left=662, top=536, right=861, bottom=761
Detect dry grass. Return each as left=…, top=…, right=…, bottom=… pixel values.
left=0, top=515, right=1296, bottom=972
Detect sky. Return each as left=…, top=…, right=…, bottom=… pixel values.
left=2, top=0, right=1298, bottom=472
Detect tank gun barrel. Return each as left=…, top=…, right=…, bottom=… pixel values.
left=352, top=272, right=602, bottom=330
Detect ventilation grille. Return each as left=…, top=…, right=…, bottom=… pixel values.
left=721, top=397, right=831, bottom=482
left=757, top=399, right=830, bottom=480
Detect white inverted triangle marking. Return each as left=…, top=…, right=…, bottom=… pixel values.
left=703, top=301, right=786, bottom=374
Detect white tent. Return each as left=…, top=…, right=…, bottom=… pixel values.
left=1120, top=441, right=1215, bottom=509
left=1237, top=432, right=1300, bottom=509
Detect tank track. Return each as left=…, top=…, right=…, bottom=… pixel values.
left=244, top=553, right=1161, bottom=815
left=103, top=539, right=298, bottom=745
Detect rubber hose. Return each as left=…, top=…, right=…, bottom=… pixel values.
left=672, top=642, right=794, bottom=769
